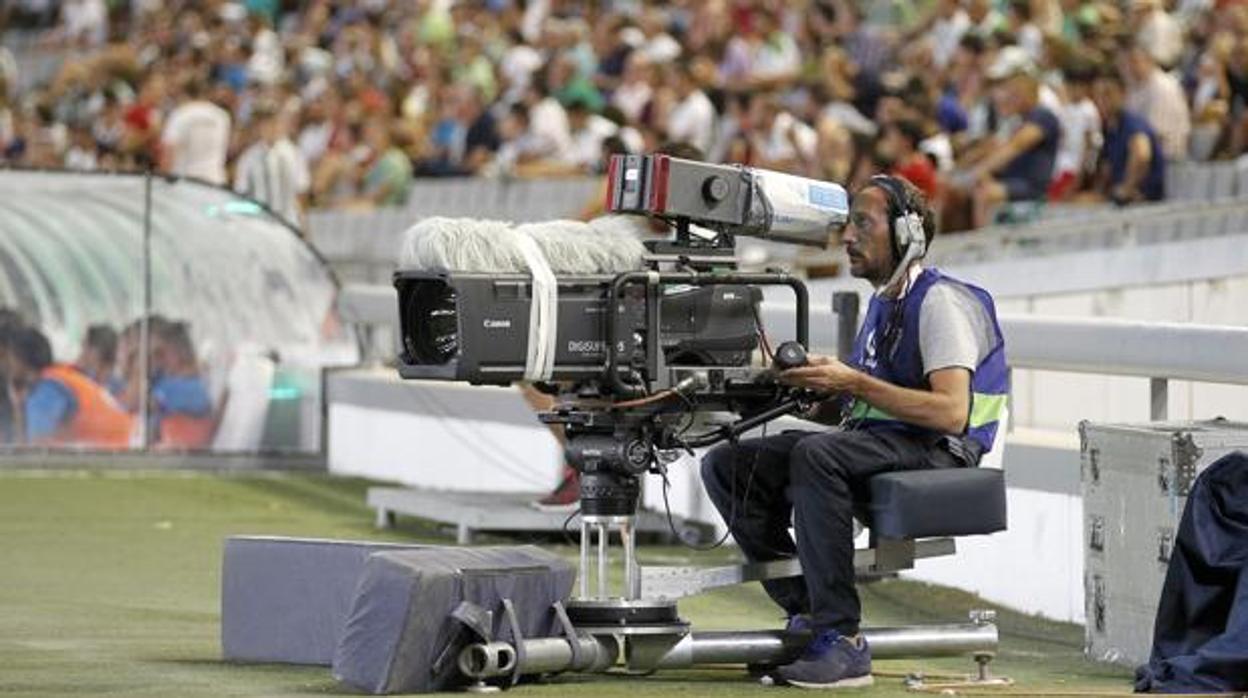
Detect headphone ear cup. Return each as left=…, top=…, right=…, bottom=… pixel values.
left=905, top=212, right=926, bottom=255
left=892, top=215, right=907, bottom=259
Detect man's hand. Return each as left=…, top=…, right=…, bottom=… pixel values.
left=778, top=354, right=861, bottom=394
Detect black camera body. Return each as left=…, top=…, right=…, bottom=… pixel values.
left=396, top=271, right=762, bottom=387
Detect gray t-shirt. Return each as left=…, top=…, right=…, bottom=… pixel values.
left=918, top=280, right=997, bottom=375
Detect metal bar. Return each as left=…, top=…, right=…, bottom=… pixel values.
left=1151, top=377, right=1168, bottom=421
left=639, top=538, right=955, bottom=599
left=679, top=397, right=805, bottom=448
left=643, top=623, right=998, bottom=670
left=998, top=315, right=1248, bottom=385
left=622, top=520, right=639, bottom=600
left=465, top=620, right=997, bottom=679
left=579, top=520, right=589, bottom=598
left=597, top=523, right=607, bottom=599
left=460, top=636, right=618, bottom=679
left=139, top=170, right=153, bottom=450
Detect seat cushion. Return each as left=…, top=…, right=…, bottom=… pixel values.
left=868, top=468, right=1006, bottom=540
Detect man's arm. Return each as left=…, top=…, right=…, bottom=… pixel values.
left=1113, top=132, right=1152, bottom=202
left=780, top=357, right=971, bottom=435
left=971, top=122, right=1045, bottom=180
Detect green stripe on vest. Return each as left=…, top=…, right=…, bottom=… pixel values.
left=968, top=392, right=1007, bottom=428
left=849, top=401, right=895, bottom=422
left=849, top=392, right=1006, bottom=427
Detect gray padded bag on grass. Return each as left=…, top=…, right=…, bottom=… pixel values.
left=332, top=545, right=575, bottom=694
left=221, top=536, right=433, bottom=665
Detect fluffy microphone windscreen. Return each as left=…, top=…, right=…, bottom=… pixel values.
left=399, top=215, right=649, bottom=275
left=398, top=216, right=528, bottom=273
left=515, top=218, right=646, bottom=275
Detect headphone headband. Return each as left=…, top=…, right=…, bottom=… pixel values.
left=869, top=174, right=908, bottom=223
left=868, top=175, right=925, bottom=264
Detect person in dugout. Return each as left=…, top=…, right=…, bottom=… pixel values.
left=75, top=324, right=123, bottom=395
left=147, top=320, right=214, bottom=449
left=1, top=325, right=133, bottom=448
left=116, top=317, right=215, bottom=450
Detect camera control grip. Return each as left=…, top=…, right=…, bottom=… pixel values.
left=773, top=341, right=808, bottom=371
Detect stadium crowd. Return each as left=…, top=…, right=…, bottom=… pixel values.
left=1, top=0, right=1246, bottom=230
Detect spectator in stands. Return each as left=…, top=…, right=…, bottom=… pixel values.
left=565, top=100, right=619, bottom=173
left=458, top=87, right=503, bottom=175
left=54, top=0, right=109, bottom=49
left=522, top=71, right=575, bottom=165
left=160, top=77, right=232, bottom=185
left=355, top=118, right=411, bottom=208
left=1090, top=68, right=1166, bottom=204
left=879, top=118, right=940, bottom=199
left=966, top=0, right=1007, bottom=41
left=946, top=48, right=1061, bottom=229
left=1049, top=63, right=1102, bottom=201
left=4, top=325, right=132, bottom=448
left=75, top=324, right=121, bottom=395
left=666, top=65, right=716, bottom=156
left=747, top=9, right=802, bottom=90
left=490, top=102, right=544, bottom=176
left=1121, top=40, right=1190, bottom=162
left=1004, top=0, right=1045, bottom=63
left=749, top=91, right=818, bottom=174
left=1189, top=43, right=1232, bottom=161
left=1130, top=0, right=1184, bottom=71
left=121, top=73, right=165, bottom=171
left=612, top=51, right=655, bottom=125
left=913, top=0, right=971, bottom=71
left=234, top=99, right=310, bottom=226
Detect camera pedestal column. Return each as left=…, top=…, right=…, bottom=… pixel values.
left=564, top=470, right=688, bottom=656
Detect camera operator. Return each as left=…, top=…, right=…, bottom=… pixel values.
left=700, top=175, right=1008, bottom=688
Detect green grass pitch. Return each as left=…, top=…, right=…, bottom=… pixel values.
left=0, top=470, right=1132, bottom=697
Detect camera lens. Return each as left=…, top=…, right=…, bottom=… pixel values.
left=403, top=280, right=459, bottom=364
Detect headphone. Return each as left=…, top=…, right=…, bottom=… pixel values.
left=868, top=174, right=927, bottom=264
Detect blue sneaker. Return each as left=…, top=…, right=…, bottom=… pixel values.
left=775, top=629, right=873, bottom=689
left=783, top=614, right=813, bottom=634
left=747, top=615, right=813, bottom=680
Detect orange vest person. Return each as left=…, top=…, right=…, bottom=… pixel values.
left=7, top=327, right=133, bottom=449
left=39, top=365, right=134, bottom=448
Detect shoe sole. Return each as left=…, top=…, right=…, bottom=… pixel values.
left=784, top=674, right=874, bottom=689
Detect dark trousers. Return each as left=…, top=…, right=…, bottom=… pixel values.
left=700, top=427, right=958, bottom=635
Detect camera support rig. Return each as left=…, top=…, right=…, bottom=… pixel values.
left=392, top=154, right=1007, bottom=688
left=506, top=246, right=1003, bottom=687
left=539, top=261, right=816, bottom=636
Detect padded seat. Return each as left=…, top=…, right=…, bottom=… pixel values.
left=865, top=468, right=1006, bottom=540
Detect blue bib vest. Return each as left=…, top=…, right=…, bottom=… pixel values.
left=846, top=267, right=1009, bottom=454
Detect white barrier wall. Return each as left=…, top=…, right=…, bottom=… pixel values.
left=327, top=372, right=562, bottom=492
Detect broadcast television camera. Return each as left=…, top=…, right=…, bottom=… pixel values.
left=394, top=154, right=848, bottom=520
